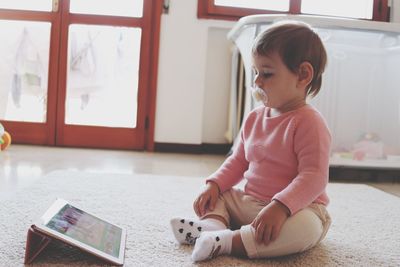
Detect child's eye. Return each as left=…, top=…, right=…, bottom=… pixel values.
left=253, top=68, right=273, bottom=79
left=262, top=72, right=273, bottom=79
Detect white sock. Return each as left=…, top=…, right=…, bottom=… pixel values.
left=170, top=217, right=226, bottom=245
left=191, top=229, right=233, bottom=262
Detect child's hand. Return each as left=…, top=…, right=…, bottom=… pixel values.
left=251, top=200, right=290, bottom=246
left=193, top=181, right=220, bottom=217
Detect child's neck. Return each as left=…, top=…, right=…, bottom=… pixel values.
left=269, top=99, right=307, bottom=117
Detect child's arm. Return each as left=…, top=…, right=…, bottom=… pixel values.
left=193, top=130, right=249, bottom=217
left=194, top=110, right=257, bottom=215
left=206, top=126, right=250, bottom=193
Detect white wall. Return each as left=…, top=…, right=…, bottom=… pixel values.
left=202, top=27, right=233, bottom=143
left=154, top=0, right=400, bottom=145
left=392, top=0, right=400, bottom=22
left=154, top=0, right=234, bottom=144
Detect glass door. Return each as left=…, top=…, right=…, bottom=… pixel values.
left=0, top=0, right=160, bottom=150
left=56, top=0, right=156, bottom=150
left=0, top=0, right=60, bottom=145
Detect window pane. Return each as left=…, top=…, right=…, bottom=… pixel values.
left=65, top=25, right=141, bottom=128
left=0, top=0, right=52, bottom=12
left=215, top=0, right=289, bottom=11
left=0, top=21, right=51, bottom=123
left=302, top=0, right=374, bottom=19
left=70, top=0, right=143, bottom=18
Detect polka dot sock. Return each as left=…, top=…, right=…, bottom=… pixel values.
left=191, top=229, right=233, bottom=262
left=170, top=217, right=226, bottom=245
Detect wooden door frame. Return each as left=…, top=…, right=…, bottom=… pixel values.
left=198, top=0, right=390, bottom=22
left=0, top=8, right=61, bottom=145
left=55, top=0, right=161, bottom=150
left=0, top=0, right=162, bottom=151
left=145, top=0, right=162, bottom=151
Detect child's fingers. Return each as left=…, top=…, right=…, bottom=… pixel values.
left=196, top=197, right=203, bottom=216
left=263, top=225, right=272, bottom=246
left=270, top=226, right=280, bottom=241
left=255, top=222, right=264, bottom=243
left=193, top=200, right=198, bottom=215
left=209, top=195, right=217, bottom=210
left=193, top=197, right=201, bottom=216
left=199, top=195, right=209, bottom=216
left=208, top=198, right=214, bottom=210
left=195, top=196, right=205, bottom=216
left=194, top=203, right=200, bottom=217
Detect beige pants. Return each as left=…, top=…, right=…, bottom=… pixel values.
left=201, top=188, right=331, bottom=259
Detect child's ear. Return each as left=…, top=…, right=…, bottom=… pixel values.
left=297, top=61, right=314, bottom=88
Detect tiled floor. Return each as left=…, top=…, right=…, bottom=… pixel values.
left=0, top=145, right=224, bottom=198
left=1, top=145, right=399, bottom=198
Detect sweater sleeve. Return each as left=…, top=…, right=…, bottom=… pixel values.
left=272, top=113, right=331, bottom=215
left=206, top=127, right=249, bottom=193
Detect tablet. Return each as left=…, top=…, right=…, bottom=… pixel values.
left=34, top=198, right=126, bottom=265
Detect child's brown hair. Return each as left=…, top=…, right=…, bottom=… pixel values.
left=252, top=21, right=327, bottom=97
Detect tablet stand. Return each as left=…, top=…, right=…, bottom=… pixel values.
left=24, top=225, right=122, bottom=265
left=24, top=225, right=52, bottom=264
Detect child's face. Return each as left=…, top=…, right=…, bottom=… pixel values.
left=252, top=52, right=305, bottom=111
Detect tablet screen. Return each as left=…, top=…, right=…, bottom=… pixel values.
left=45, top=204, right=122, bottom=257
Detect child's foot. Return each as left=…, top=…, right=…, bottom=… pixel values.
left=191, top=230, right=233, bottom=262
left=170, top=217, right=226, bottom=245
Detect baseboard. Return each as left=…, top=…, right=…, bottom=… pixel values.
left=329, top=166, right=400, bottom=182
left=154, top=142, right=232, bottom=155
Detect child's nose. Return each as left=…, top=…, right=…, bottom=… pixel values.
left=254, top=75, right=263, bottom=88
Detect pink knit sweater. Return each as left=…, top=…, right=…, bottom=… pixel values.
left=207, top=104, right=331, bottom=215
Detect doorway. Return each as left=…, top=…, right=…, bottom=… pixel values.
left=0, top=0, right=161, bottom=150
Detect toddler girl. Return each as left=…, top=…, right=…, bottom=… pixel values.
left=171, top=20, right=331, bottom=262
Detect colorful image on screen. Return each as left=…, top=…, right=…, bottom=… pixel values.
left=46, top=204, right=122, bottom=257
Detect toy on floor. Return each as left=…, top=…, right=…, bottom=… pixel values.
left=352, top=132, right=383, bottom=161
left=0, top=123, right=11, bottom=151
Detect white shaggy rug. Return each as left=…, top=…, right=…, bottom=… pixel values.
left=0, top=170, right=399, bottom=266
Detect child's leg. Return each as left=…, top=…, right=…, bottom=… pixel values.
left=191, top=205, right=330, bottom=261
left=170, top=216, right=227, bottom=245
left=171, top=188, right=264, bottom=248
left=170, top=195, right=230, bottom=245
left=239, top=206, right=331, bottom=259
left=232, top=230, right=247, bottom=258
left=188, top=189, right=262, bottom=261
left=191, top=230, right=245, bottom=261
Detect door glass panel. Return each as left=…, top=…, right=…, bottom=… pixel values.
left=302, top=0, right=374, bottom=19
left=65, top=24, right=141, bottom=128
left=0, top=0, right=52, bottom=12
left=70, top=0, right=144, bottom=18
left=0, top=20, right=50, bottom=122
left=214, top=0, right=289, bottom=11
